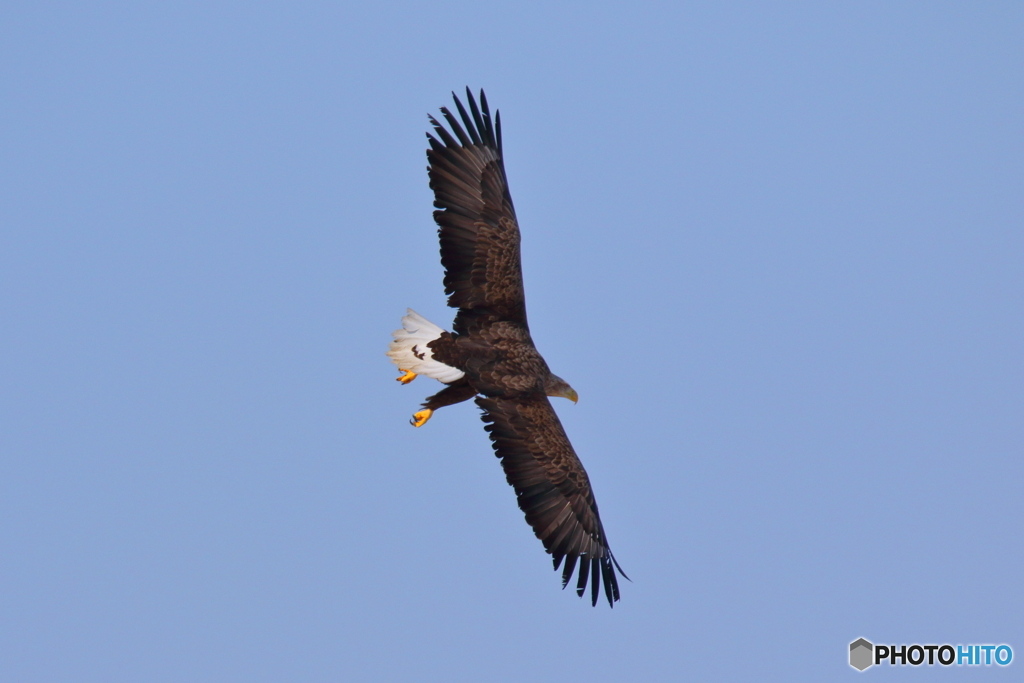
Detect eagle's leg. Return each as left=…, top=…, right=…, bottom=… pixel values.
left=410, top=378, right=477, bottom=428
left=396, top=369, right=417, bottom=384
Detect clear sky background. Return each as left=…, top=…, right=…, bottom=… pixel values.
left=2, top=2, right=1021, bottom=681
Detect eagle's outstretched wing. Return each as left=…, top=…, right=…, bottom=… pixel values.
left=426, top=88, right=527, bottom=330
left=476, top=394, right=625, bottom=607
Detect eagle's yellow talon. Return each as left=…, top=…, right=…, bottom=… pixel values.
left=410, top=409, right=433, bottom=427
left=396, top=369, right=417, bottom=384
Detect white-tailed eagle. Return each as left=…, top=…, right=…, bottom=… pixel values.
left=387, top=89, right=625, bottom=607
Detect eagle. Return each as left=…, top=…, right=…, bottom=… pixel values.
left=387, top=89, right=625, bottom=607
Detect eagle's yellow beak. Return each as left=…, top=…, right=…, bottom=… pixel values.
left=566, top=388, right=579, bottom=404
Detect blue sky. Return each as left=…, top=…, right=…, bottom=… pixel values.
left=2, top=2, right=1021, bottom=681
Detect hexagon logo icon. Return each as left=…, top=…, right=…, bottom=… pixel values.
left=850, top=638, right=874, bottom=671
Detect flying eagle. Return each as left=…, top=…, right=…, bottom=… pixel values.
left=387, top=89, right=625, bottom=607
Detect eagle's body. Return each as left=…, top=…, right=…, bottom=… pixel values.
left=387, top=89, right=624, bottom=607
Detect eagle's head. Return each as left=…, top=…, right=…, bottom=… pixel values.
left=544, top=373, right=578, bottom=404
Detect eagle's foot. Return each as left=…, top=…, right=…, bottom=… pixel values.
left=396, top=369, right=417, bottom=384
left=410, top=409, right=433, bottom=428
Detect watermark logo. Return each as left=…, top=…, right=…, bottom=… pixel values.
left=849, top=638, right=1012, bottom=671
left=850, top=639, right=873, bottom=671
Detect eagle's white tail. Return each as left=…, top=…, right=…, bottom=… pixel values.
left=386, top=309, right=465, bottom=383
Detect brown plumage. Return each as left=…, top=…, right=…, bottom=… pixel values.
left=388, top=89, right=625, bottom=606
